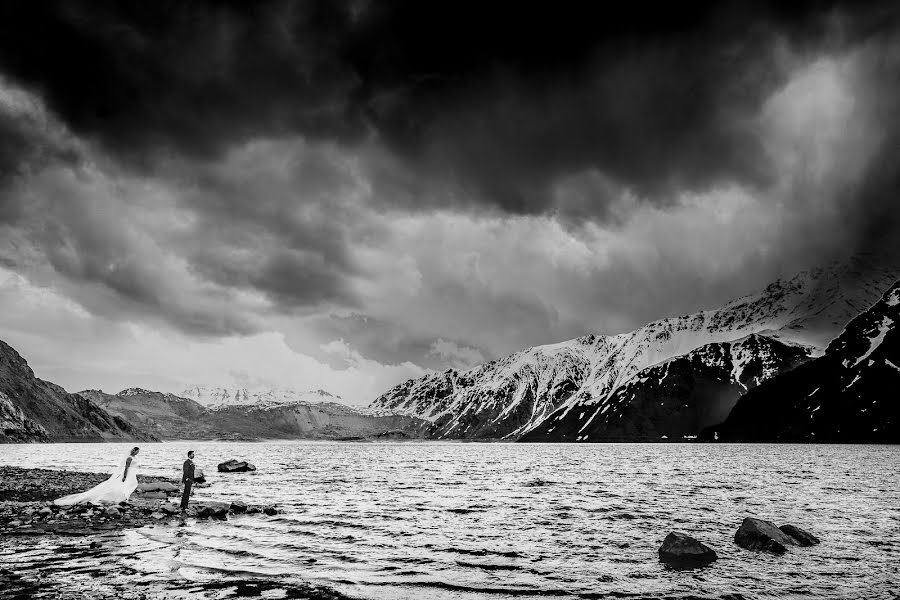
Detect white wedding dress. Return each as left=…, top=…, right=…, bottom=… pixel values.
left=54, top=454, right=139, bottom=506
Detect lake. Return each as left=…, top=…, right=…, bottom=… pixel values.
left=1, top=442, right=897, bottom=599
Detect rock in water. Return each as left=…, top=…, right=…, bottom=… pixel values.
left=230, top=500, right=248, bottom=514
left=263, top=506, right=278, bottom=516
left=197, top=505, right=228, bottom=520
left=217, top=459, right=257, bottom=473
left=658, top=532, right=718, bottom=566
left=194, top=468, right=206, bottom=484
left=734, top=517, right=799, bottom=554
left=779, top=524, right=820, bottom=546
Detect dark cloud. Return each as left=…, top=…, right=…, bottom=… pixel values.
left=0, top=0, right=898, bottom=377
left=1, top=0, right=896, bottom=215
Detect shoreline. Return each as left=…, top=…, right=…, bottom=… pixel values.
left=0, top=465, right=282, bottom=534
left=0, top=465, right=351, bottom=599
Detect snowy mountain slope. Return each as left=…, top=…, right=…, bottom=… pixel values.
left=708, top=279, right=900, bottom=442
left=520, top=334, right=810, bottom=442
left=371, top=256, right=899, bottom=440
left=179, top=386, right=344, bottom=409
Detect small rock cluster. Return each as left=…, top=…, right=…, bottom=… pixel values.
left=734, top=517, right=820, bottom=554
left=194, top=500, right=280, bottom=521
left=659, top=516, right=820, bottom=567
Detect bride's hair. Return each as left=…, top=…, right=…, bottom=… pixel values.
left=131, top=446, right=140, bottom=454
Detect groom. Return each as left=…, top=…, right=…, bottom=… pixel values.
left=181, top=450, right=195, bottom=511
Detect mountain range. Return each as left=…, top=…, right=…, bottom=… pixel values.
left=373, top=255, right=899, bottom=442
left=80, top=388, right=426, bottom=441
left=2, top=255, right=897, bottom=444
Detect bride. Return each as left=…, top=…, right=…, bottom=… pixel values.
left=55, top=446, right=141, bottom=506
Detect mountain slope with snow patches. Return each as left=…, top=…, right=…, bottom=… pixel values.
left=371, top=256, right=899, bottom=440
left=708, top=279, right=900, bottom=442
left=521, top=334, right=810, bottom=442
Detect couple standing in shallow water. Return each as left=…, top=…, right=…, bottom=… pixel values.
left=53, top=447, right=198, bottom=511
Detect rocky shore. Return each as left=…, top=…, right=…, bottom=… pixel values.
left=0, top=465, right=333, bottom=599
left=0, top=465, right=280, bottom=537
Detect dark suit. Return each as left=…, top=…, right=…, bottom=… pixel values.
left=181, top=458, right=195, bottom=509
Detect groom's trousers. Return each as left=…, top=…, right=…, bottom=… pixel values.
left=181, top=480, right=193, bottom=509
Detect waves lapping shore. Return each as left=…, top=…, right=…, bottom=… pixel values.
left=2, top=442, right=899, bottom=599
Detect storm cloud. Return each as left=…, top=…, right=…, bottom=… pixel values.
left=0, top=0, right=898, bottom=402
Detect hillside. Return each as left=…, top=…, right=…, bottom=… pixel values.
left=0, top=340, right=157, bottom=443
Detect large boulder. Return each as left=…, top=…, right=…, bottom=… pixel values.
left=779, top=524, right=820, bottom=547
left=217, top=459, right=257, bottom=473
left=658, top=532, right=718, bottom=566
left=230, top=500, right=248, bottom=514
left=734, top=517, right=799, bottom=554
left=193, top=468, right=207, bottom=484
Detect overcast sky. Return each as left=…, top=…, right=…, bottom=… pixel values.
left=0, top=1, right=898, bottom=404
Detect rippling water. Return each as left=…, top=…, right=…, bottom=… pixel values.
left=1, top=442, right=898, bottom=599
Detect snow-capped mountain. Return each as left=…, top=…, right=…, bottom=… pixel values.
left=710, top=279, right=900, bottom=442
left=371, top=255, right=899, bottom=440
left=521, top=334, right=810, bottom=441
left=179, top=386, right=344, bottom=409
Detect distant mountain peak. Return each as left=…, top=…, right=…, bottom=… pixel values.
left=179, top=385, right=344, bottom=409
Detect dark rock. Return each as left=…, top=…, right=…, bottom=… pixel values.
left=263, top=506, right=278, bottom=516
left=137, top=481, right=177, bottom=493
left=193, top=468, right=207, bottom=484
left=658, top=532, right=718, bottom=566
left=198, top=505, right=229, bottom=520
left=160, top=504, right=179, bottom=516
left=104, top=507, right=121, bottom=517
left=779, top=524, right=820, bottom=546
left=735, top=517, right=799, bottom=554
left=217, top=459, right=257, bottom=473
left=89, top=541, right=101, bottom=548
left=230, top=500, right=248, bottom=514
